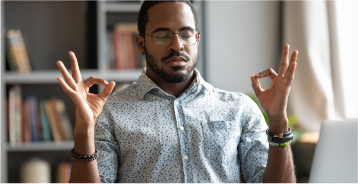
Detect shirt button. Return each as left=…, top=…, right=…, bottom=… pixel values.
left=180, top=126, right=184, bottom=130
left=174, top=101, right=178, bottom=105
left=184, top=155, right=188, bottom=160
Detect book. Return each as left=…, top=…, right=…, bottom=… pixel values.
left=6, top=99, right=10, bottom=143
left=57, top=162, right=63, bottom=183
left=6, top=29, right=32, bottom=73
left=56, top=162, right=71, bottom=183
left=37, top=103, right=44, bottom=141
left=64, top=162, right=71, bottom=183
left=9, top=85, right=22, bottom=145
left=113, top=23, right=141, bottom=70
left=15, top=86, right=22, bottom=144
left=125, top=33, right=135, bottom=69
left=113, top=31, right=124, bottom=69
left=21, top=100, right=31, bottom=142
left=27, top=96, right=40, bottom=142
left=56, top=99, right=73, bottom=140
left=104, top=30, right=115, bottom=70
left=5, top=35, right=16, bottom=71
left=45, top=99, right=62, bottom=142
left=50, top=97, right=67, bottom=141
left=39, top=99, right=52, bottom=141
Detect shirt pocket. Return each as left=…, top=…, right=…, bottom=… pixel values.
left=201, top=121, right=234, bottom=161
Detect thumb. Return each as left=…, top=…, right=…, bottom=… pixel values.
left=98, top=81, right=116, bottom=100
left=250, top=75, right=263, bottom=96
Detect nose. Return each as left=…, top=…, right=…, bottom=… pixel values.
left=168, top=33, right=184, bottom=52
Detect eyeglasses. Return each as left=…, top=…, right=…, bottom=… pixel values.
left=142, top=29, right=200, bottom=47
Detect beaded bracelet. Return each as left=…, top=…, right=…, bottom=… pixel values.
left=266, top=128, right=294, bottom=143
left=71, top=148, right=98, bottom=162
left=268, top=140, right=291, bottom=147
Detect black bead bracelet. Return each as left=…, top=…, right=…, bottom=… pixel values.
left=71, top=148, right=98, bottom=162
left=266, top=128, right=294, bottom=143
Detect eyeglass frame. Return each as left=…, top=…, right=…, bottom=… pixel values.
left=140, top=29, right=200, bottom=47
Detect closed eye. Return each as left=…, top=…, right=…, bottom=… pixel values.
left=155, top=36, right=168, bottom=39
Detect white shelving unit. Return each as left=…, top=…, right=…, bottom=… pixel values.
left=1, top=1, right=204, bottom=182
left=105, top=2, right=142, bottom=13
left=7, top=141, right=74, bottom=152
left=1, top=0, right=5, bottom=182
left=3, top=69, right=142, bottom=84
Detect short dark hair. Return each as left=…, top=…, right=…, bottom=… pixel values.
left=137, top=0, right=198, bottom=35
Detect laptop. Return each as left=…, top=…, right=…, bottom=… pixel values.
left=309, top=119, right=357, bottom=183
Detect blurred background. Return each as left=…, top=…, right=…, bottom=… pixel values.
left=1, top=0, right=357, bottom=183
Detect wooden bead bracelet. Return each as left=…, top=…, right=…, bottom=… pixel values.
left=71, top=148, right=98, bottom=162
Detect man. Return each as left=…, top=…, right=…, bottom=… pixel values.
left=57, top=0, right=297, bottom=182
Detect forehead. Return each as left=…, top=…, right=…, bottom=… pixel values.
left=146, top=2, right=195, bottom=32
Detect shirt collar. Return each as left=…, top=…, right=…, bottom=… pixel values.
left=136, top=67, right=212, bottom=100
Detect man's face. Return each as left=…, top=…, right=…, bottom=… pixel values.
left=143, top=2, right=199, bottom=83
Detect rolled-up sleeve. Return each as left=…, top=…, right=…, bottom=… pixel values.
left=94, top=102, right=120, bottom=183
left=238, top=95, right=269, bottom=183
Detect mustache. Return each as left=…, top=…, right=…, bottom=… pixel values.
left=161, top=50, right=190, bottom=62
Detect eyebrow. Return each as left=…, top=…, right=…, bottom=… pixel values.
left=152, top=26, right=195, bottom=34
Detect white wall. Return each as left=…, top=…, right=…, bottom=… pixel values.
left=205, top=1, right=281, bottom=93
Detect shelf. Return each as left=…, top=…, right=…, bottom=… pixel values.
left=3, top=69, right=143, bottom=84
left=6, top=141, right=74, bottom=152
left=104, top=1, right=201, bottom=13
left=101, top=69, right=143, bottom=82
left=104, top=3, right=142, bottom=13
left=3, top=70, right=95, bottom=84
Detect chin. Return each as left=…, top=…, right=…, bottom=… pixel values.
left=158, top=66, right=193, bottom=83
left=171, top=66, right=184, bottom=71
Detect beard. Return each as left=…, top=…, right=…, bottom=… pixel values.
left=144, top=47, right=198, bottom=83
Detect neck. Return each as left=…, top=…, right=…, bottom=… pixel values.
left=146, top=67, right=196, bottom=98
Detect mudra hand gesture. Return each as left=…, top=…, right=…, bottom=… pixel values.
left=56, top=52, right=115, bottom=130
left=250, top=45, right=298, bottom=133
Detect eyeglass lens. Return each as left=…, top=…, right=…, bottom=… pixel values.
left=153, top=30, right=199, bottom=47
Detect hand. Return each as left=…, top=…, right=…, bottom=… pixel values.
left=56, top=52, right=115, bottom=131
left=250, top=45, right=298, bottom=133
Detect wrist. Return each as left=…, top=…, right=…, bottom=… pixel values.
left=74, top=125, right=95, bottom=155
left=74, top=127, right=94, bottom=138
left=74, top=121, right=95, bottom=135
left=268, top=116, right=289, bottom=134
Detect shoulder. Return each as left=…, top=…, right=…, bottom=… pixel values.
left=206, top=84, right=263, bottom=121
left=104, top=82, right=139, bottom=107
left=208, top=84, right=257, bottom=107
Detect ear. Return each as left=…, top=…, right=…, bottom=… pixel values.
left=136, top=34, right=145, bottom=54
left=196, top=33, right=200, bottom=46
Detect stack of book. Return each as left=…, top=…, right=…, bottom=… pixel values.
left=7, top=85, right=73, bottom=145
left=5, top=29, right=32, bottom=73
left=56, top=162, right=71, bottom=183
left=104, top=23, right=145, bottom=70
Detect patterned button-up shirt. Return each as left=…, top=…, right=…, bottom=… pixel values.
left=95, top=68, right=269, bottom=183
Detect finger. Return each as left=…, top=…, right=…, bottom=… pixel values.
left=57, top=77, right=75, bottom=97
left=284, top=51, right=298, bottom=87
left=69, top=51, right=82, bottom=83
left=83, top=76, right=109, bottom=88
left=255, top=68, right=278, bottom=80
left=98, top=81, right=116, bottom=100
left=278, top=44, right=290, bottom=76
left=57, top=61, right=77, bottom=90
left=284, top=50, right=298, bottom=78
left=250, top=75, right=263, bottom=96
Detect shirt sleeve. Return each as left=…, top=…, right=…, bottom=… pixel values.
left=94, top=102, right=120, bottom=183
left=238, top=94, right=269, bottom=183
